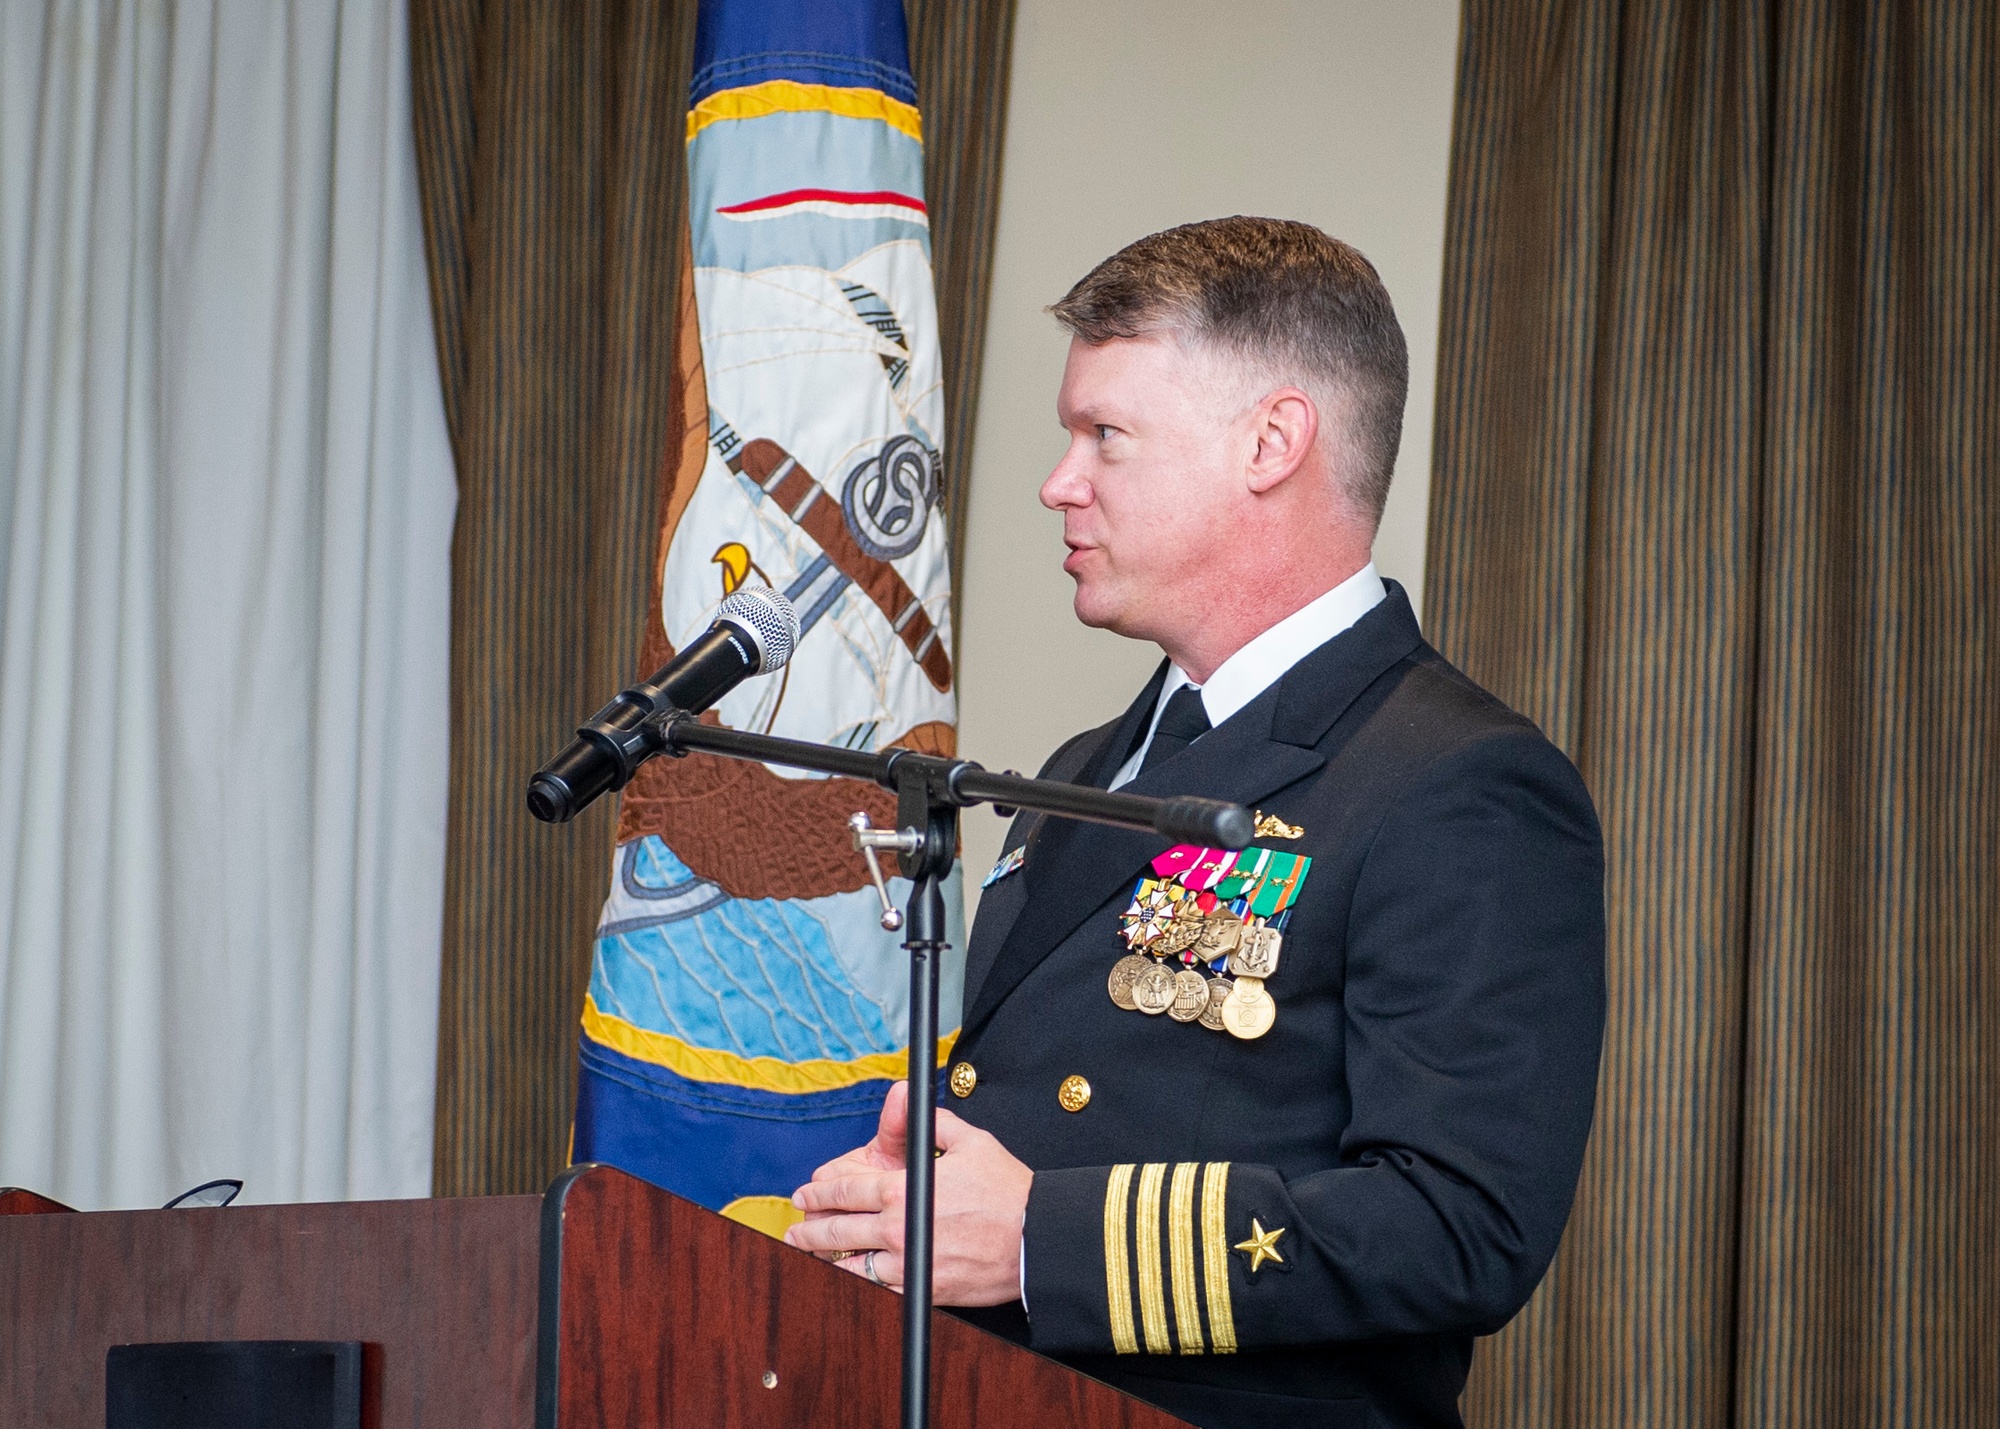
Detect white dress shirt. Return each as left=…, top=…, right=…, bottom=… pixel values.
left=1108, top=562, right=1388, bottom=790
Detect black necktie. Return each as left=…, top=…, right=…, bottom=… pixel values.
left=1138, top=685, right=1211, bottom=776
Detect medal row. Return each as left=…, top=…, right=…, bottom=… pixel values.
left=1107, top=955, right=1277, bottom=1039
left=1123, top=887, right=1284, bottom=973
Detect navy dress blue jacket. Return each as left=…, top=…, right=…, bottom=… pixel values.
left=946, top=584, right=1606, bottom=1429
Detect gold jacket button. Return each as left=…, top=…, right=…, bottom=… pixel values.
left=948, top=1061, right=977, bottom=1098
left=1057, top=1074, right=1092, bottom=1112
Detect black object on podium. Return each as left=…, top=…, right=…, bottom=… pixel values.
left=106, top=1341, right=361, bottom=1429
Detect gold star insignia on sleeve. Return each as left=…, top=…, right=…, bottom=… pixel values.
left=1233, top=1218, right=1285, bottom=1273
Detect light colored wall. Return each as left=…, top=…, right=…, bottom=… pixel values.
left=955, top=0, right=1463, bottom=905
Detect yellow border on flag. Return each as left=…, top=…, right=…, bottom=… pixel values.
left=583, top=994, right=956, bottom=1095
left=687, top=79, right=923, bottom=144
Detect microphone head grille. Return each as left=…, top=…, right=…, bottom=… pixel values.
left=718, top=585, right=800, bottom=673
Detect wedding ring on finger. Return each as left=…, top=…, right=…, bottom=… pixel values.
left=864, top=1250, right=886, bottom=1286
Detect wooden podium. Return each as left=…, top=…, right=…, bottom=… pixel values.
left=1, top=1165, right=1186, bottom=1428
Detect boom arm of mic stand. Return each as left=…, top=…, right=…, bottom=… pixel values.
left=648, top=712, right=1257, bottom=851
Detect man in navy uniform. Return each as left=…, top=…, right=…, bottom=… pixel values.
left=786, top=217, right=1606, bottom=1429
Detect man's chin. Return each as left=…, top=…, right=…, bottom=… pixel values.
left=1069, top=587, right=1135, bottom=637
left=1067, top=586, right=1110, bottom=630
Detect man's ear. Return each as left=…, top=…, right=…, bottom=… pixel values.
left=1245, top=387, right=1319, bottom=494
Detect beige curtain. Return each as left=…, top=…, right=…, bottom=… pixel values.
left=410, top=0, right=1018, bottom=1198
left=1428, top=2, right=1999, bottom=1423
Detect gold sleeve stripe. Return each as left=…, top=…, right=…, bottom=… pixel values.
left=1167, top=1161, right=1205, bottom=1354
left=1200, top=1161, right=1238, bottom=1354
left=1103, top=1163, right=1139, bottom=1354
left=1133, top=1163, right=1173, bottom=1355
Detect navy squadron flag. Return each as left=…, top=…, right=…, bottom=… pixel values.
left=571, top=0, right=964, bottom=1238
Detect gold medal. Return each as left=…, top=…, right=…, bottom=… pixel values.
left=1199, top=977, right=1233, bottom=1031
left=1167, top=968, right=1211, bottom=1022
left=1220, top=976, right=1276, bottom=1040
left=1194, top=909, right=1244, bottom=960
left=1107, top=953, right=1148, bottom=1011
left=1133, top=962, right=1178, bottom=1015
left=1230, top=925, right=1282, bottom=979
left=1154, top=905, right=1205, bottom=958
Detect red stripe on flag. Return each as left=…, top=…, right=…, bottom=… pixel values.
left=715, top=188, right=928, bottom=216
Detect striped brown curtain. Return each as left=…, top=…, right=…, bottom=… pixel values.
left=411, top=0, right=1018, bottom=1198
left=1428, top=2, right=1998, bottom=1425
left=909, top=0, right=1018, bottom=627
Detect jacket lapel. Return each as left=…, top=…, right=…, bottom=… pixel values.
left=959, top=583, right=1426, bottom=1038
left=960, top=665, right=1168, bottom=1013
left=1265, top=581, right=1425, bottom=749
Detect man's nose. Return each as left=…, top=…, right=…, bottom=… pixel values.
left=1040, top=441, right=1091, bottom=511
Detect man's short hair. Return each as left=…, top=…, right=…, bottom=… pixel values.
left=1049, top=217, right=1409, bottom=526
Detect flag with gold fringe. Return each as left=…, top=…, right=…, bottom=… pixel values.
left=572, top=0, right=963, bottom=1238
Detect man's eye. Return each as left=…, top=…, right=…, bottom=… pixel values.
left=1096, top=424, right=1115, bottom=442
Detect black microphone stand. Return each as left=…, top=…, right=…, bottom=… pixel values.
left=624, top=708, right=1253, bottom=1429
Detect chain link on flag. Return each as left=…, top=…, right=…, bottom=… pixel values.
left=571, top=0, right=964, bottom=1238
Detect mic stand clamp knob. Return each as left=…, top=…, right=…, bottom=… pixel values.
left=849, top=812, right=921, bottom=931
